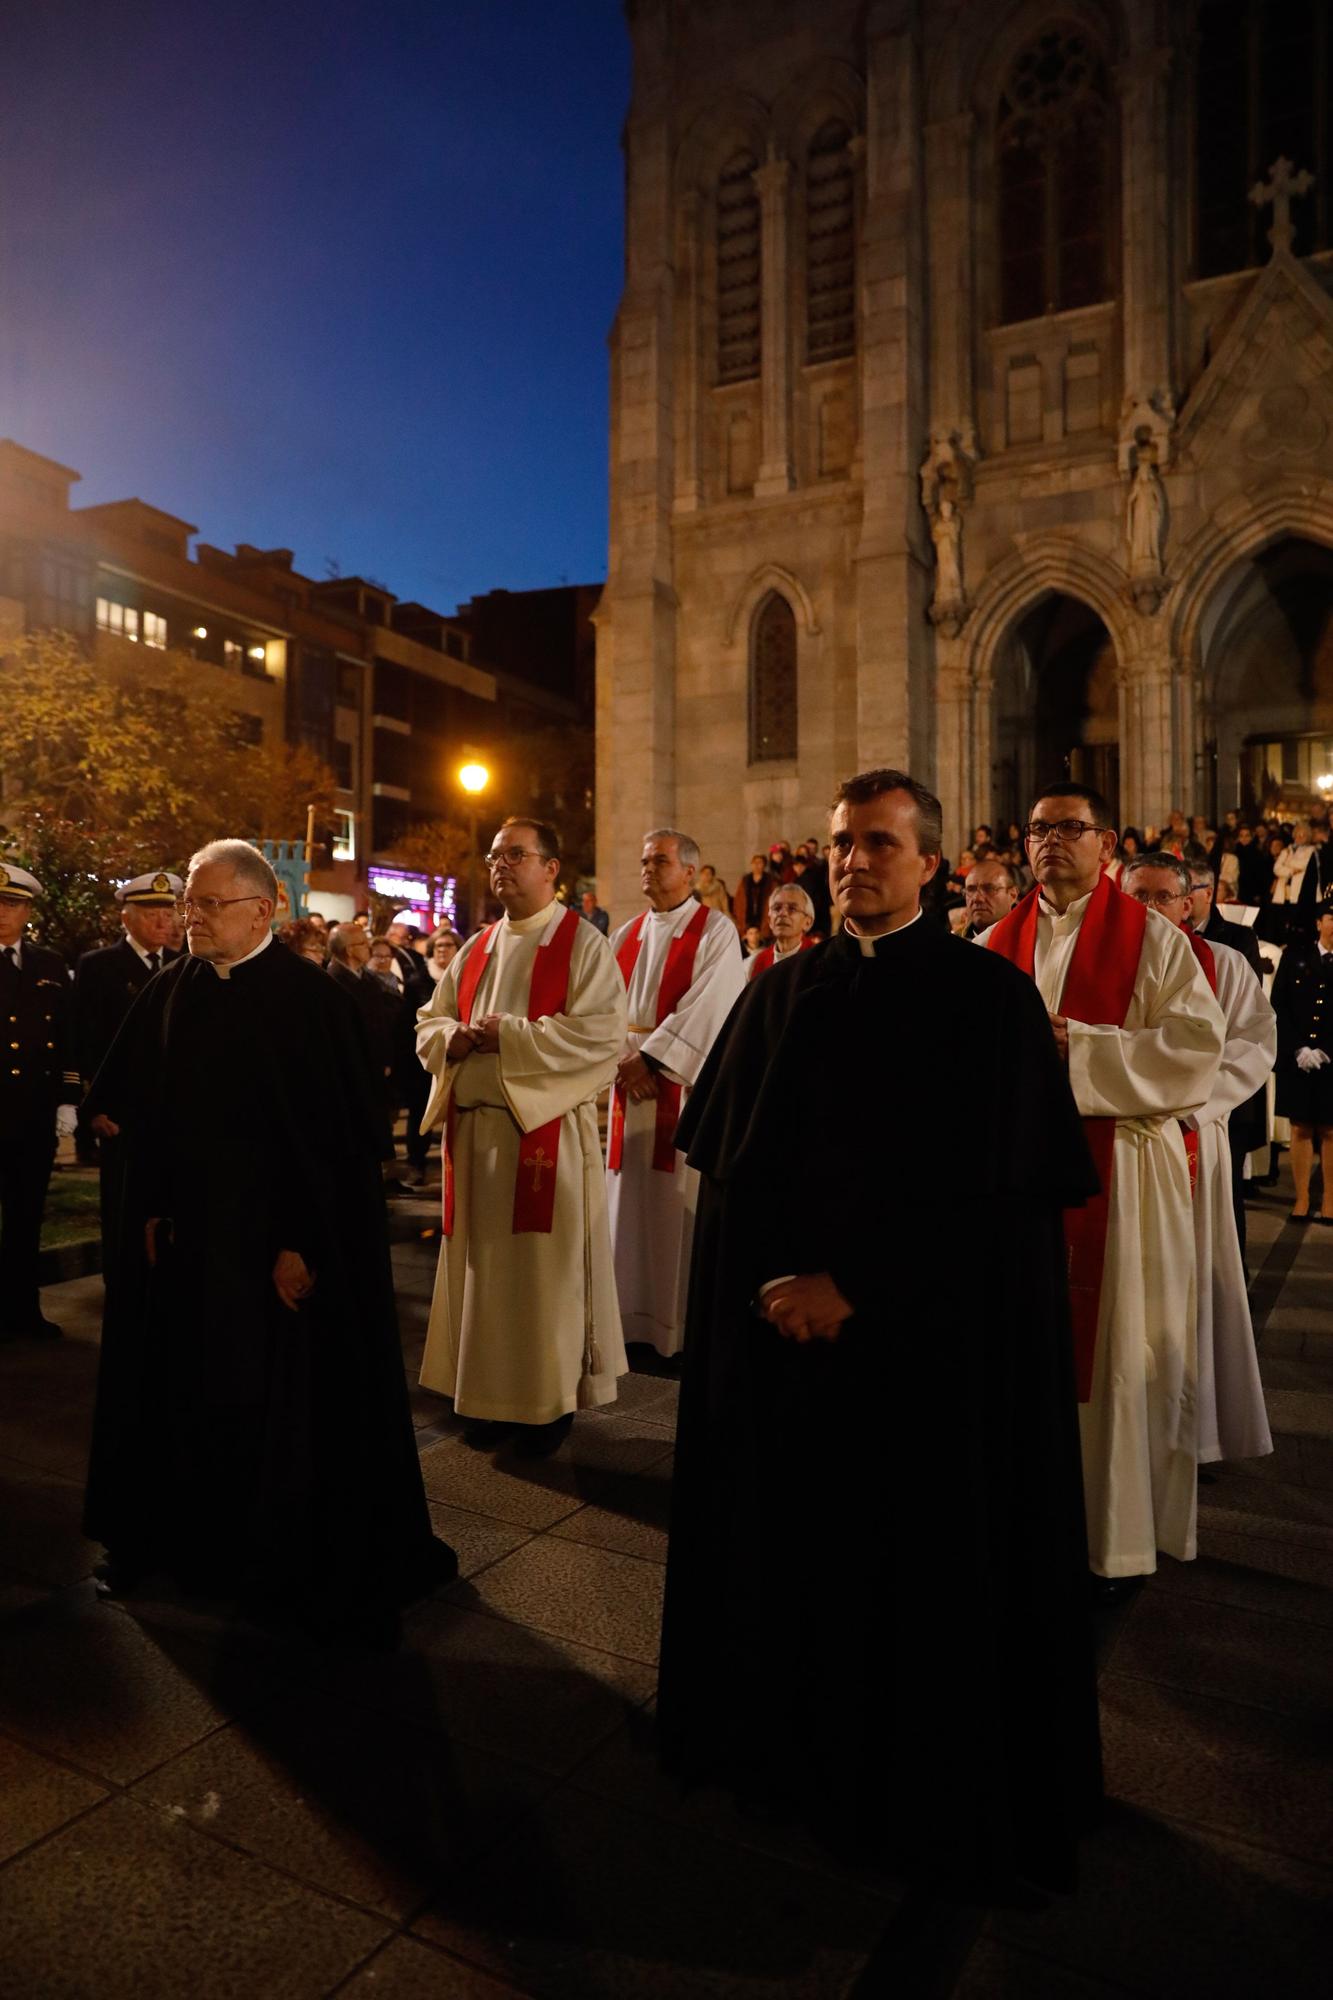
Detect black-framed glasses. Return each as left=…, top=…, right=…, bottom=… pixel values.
left=1023, top=820, right=1105, bottom=844
left=485, top=845, right=545, bottom=868
left=182, top=894, right=264, bottom=916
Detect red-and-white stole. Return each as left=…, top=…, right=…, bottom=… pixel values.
left=986, top=870, right=1147, bottom=1401
left=1179, top=927, right=1218, bottom=1197
left=441, top=904, right=581, bottom=1237
left=607, top=902, right=710, bottom=1174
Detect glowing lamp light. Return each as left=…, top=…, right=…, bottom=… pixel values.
left=1316, top=771, right=1333, bottom=795
left=192, top=624, right=208, bottom=639
left=458, top=761, right=489, bottom=795
left=248, top=644, right=266, bottom=662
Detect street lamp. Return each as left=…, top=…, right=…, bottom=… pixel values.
left=458, top=759, right=490, bottom=932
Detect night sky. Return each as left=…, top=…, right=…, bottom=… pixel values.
left=0, top=0, right=629, bottom=612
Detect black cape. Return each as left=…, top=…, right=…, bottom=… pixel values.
left=658, top=919, right=1104, bottom=1894
left=83, top=940, right=452, bottom=1614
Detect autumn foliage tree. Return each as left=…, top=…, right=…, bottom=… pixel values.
left=0, top=630, right=336, bottom=958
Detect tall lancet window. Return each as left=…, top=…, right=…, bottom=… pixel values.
left=806, top=119, right=856, bottom=362
left=749, top=592, right=798, bottom=763
left=1195, top=0, right=1332, bottom=275
left=717, top=151, right=762, bottom=383
left=996, top=25, right=1114, bottom=324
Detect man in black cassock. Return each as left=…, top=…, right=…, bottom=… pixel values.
left=83, top=839, right=455, bottom=1639
left=658, top=769, right=1103, bottom=1897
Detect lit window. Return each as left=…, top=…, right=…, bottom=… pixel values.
left=143, top=610, right=167, bottom=649
left=996, top=27, right=1114, bottom=324
left=96, top=596, right=140, bottom=638
left=331, top=809, right=356, bottom=862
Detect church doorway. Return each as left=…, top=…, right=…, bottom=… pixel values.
left=992, top=593, right=1119, bottom=832
left=1199, top=537, right=1333, bottom=818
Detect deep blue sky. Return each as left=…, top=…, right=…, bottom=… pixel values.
left=0, top=0, right=629, bottom=612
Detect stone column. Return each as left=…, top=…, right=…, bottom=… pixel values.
left=673, top=190, right=703, bottom=513
left=855, top=3, right=932, bottom=775
left=923, top=111, right=977, bottom=457
left=753, top=154, right=793, bottom=495
left=1116, top=45, right=1175, bottom=467
left=933, top=644, right=971, bottom=853
left=1120, top=627, right=1175, bottom=829
left=970, top=672, right=994, bottom=838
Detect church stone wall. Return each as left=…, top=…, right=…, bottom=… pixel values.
left=598, top=0, right=1333, bottom=922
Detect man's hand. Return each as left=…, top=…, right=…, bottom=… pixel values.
left=1049, top=1013, right=1070, bottom=1061
left=470, top=1013, right=504, bottom=1056
left=761, top=1272, right=854, bottom=1344
left=90, top=1113, right=120, bottom=1140
left=273, top=1249, right=315, bottom=1312
left=616, top=1049, right=659, bottom=1102
left=144, top=1217, right=171, bottom=1266
left=446, top=1024, right=481, bottom=1064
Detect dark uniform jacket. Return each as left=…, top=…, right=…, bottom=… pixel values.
left=74, top=939, right=177, bottom=1087
left=0, top=942, right=78, bottom=1118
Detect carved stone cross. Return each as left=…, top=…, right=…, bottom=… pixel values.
left=1249, top=157, right=1315, bottom=256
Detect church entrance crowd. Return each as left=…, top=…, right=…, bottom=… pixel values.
left=0, top=763, right=1327, bottom=1897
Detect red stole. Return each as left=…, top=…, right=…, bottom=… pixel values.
left=749, top=937, right=816, bottom=977
left=607, top=901, right=711, bottom=1173
left=442, top=905, right=581, bottom=1237
left=986, top=871, right=1147, bottom=1400
left=1179, top=927, right=1218, bottom=1196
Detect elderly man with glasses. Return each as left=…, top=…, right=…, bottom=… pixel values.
left=416, top=816, right=627, bottom=1456
left=82, top=839, right=455, bottom=1640
left=979, top=787, right=1225, bottom=1597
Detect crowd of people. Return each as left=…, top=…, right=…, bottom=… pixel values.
left=0, top=767, right=1327, bottom=1891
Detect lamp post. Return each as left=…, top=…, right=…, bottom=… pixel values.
left=458, top=759, right=490, bottom=933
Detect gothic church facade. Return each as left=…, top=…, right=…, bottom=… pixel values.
left=597, top=0, right=1333, bottom=911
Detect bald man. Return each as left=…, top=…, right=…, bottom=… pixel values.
left=962, top=859, right=1018, bottom=940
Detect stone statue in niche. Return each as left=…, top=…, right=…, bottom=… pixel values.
left=920, top=431, right=974, bottom=637
left=1124, top=440, right=1168, bottom=614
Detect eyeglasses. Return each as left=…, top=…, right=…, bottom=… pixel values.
left=1128, top=889, right=1187, bottom=908
left=182, top=894, right=264, bottom=916
left=485, top=846, right=546, bottom=868
left=1023, top=820, right=1106, bottom=844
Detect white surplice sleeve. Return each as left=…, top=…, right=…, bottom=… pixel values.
left=496, top=922, right=627, bottom=1134
left=1065, top=914, right=1226, bottom=1121
left=638, top=910, right=746, bottom=1087
left=414, top=936, right=486, bottom=1132
left=1196, top=943, right=1277, bottom=1128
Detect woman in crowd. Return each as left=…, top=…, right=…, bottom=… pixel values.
left=424, top=926, right=462, bottom=983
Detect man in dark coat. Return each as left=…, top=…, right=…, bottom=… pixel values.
left=83, top=839, right=455, bottom=1638
left=75, top=869, right=182, bottom=1274
left=0, top=863, right=79, bottom=1341
left=1187, top=862, right=1267, bottom=1268
left=658, top=769, right=1102, bottom=1898
left=1271, top=897, right=1333, bottom=1223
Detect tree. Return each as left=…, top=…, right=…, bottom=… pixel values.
left=0, top=811, right=137, bottom=963
left=0, top=629, right=335, bottom=860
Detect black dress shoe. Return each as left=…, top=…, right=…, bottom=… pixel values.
left=462, top=1418, right=515, bottom=1450
left=1090, top=1572, right=1145, bottom=1605
left=514, top=1413, right=574, bottom=1459
left=1288, top=1210, right=1313, bottom=1225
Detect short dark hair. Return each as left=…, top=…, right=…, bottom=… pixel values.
left=832, top=768, right=943, bottom=855
left=498, top=815, right=561, bottom=863
left=1123, top=850, right=1191, bottom=896
left=1029, top=781, right=1115, bottom=831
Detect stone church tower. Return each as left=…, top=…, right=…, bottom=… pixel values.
left=597, top=0, right=1333, bottom=914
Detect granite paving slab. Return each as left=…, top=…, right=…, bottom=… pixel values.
left=0, top=1732, right=107, bottom=1866
left=458, top=1534, right=665, bottom=1666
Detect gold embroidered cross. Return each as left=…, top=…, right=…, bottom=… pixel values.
left=529, top=1146, right=551, bottom=1192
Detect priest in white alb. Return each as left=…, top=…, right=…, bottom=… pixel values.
left=1123, top=853, right=1275, bottom=1466
left=981, top=786, right=1225, bottom=1589
left=606, top=827, right=745, bottom=1355
left=416, top=817, right=627, bottom=1457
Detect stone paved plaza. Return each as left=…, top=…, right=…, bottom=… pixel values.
left=0, top=1179, right=1328, bottom=1998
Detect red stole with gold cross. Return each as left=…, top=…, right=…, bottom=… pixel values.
left=607, top=901, right=710, bottom=1174
left=986, top=870, right=1146, bottom=1401
left=442, top=904, right=581, bottom=1237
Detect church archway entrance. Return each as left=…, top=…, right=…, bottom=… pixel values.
left=1198, top=537, right=1333, bottom=817
left=992, top=593, right=1119, bottom=832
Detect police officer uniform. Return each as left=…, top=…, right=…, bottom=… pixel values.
left=75, top=871, right=182, bottom=1274
left=0, top=865, right=78, bottom=1340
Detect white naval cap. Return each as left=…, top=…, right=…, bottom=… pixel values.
left=0, top=862, right=42, bottom=901
left=117, top=871, right=184, bottom=906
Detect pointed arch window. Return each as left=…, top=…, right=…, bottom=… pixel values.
left=806, top=120, right=856, bottom=362
left=996, top=26, right=1115, bottom=324
left=1195, top=0, right=1332, bottom=276
left=749, top=592, right=797, bottom=763
left=717, top=151, right=761, bottom=383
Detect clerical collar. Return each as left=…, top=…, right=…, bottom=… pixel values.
left=505, top=900, right=563, bottom=936
left=212, top=929, right=273, bottom=981
left=843, top=909, right=922, bottom=957
left=1037, top=886, right=1096, bottom=931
